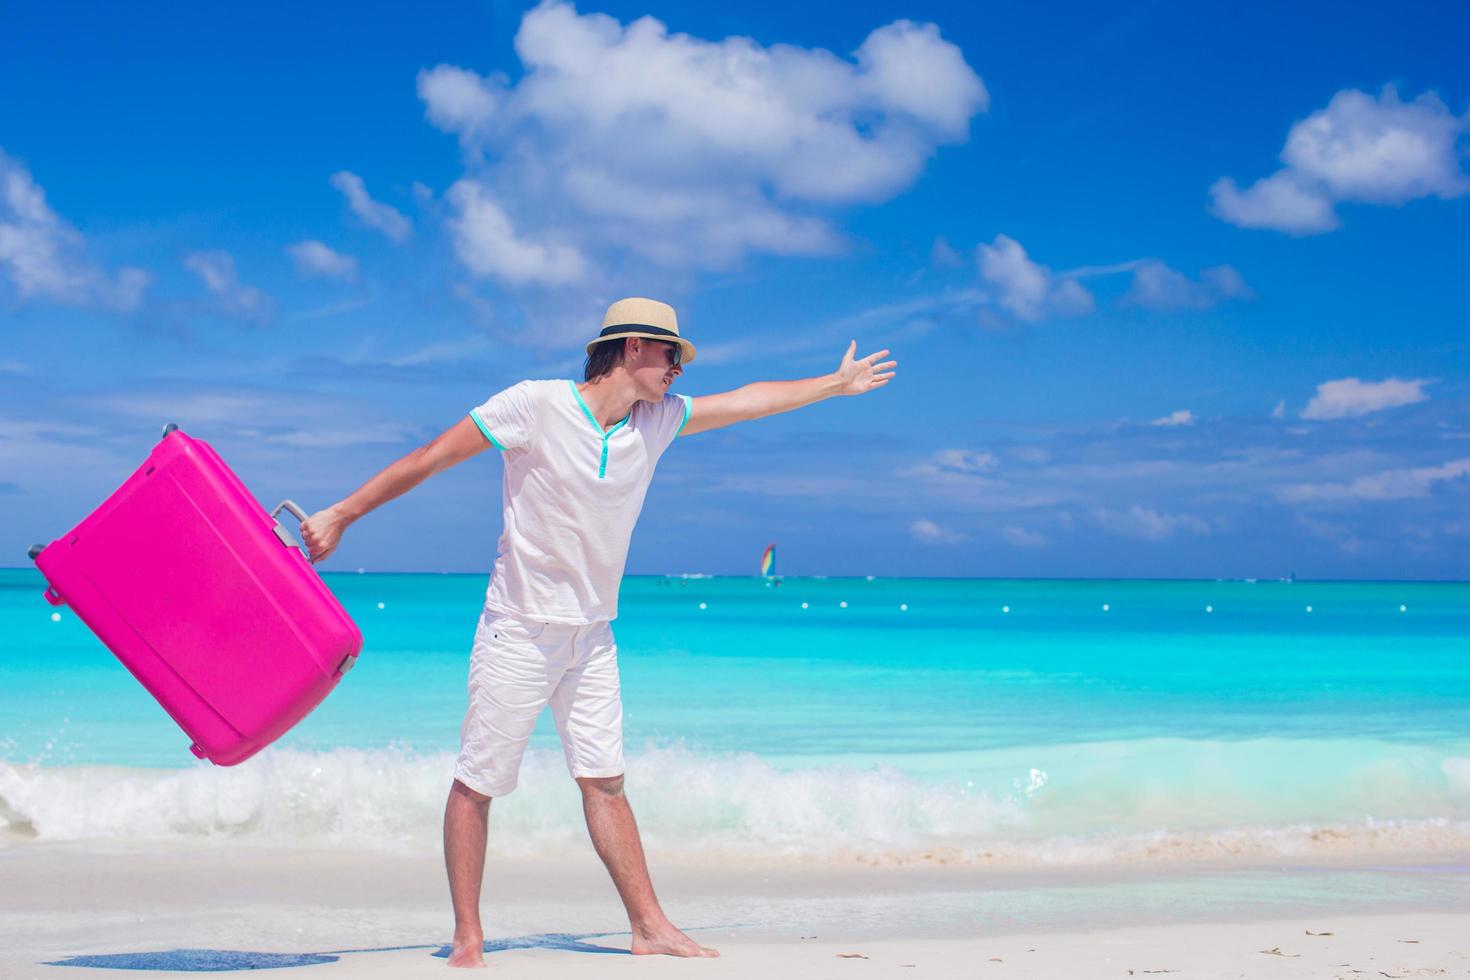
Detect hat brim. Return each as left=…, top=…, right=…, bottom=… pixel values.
left=586, top=331, right=697, bottom=365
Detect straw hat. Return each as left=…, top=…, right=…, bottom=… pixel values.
left=587, top=297, right=697, bottom=365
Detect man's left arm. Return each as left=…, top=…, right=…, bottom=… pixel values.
left=680, top=341, right=896, bottom=437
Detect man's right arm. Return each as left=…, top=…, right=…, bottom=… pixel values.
left=301, top=415, right=491, bottom=563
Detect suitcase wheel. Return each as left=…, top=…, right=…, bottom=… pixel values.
left=188, top=743, right=206, bottom=759
left=43, top=586, right=64, bottom=607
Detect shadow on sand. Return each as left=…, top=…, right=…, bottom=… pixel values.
left=43, top=931, right=630, bottom=971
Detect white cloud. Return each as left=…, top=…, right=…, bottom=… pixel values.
left=1209, top=171, right=1339, bottom=234
left=932, top=448, right=996, bottom=472
left=930, top=236, right=964, bottom=268
left=1210, top=85, right=1470, bottom=234
left=100, top=391, right=268, bottom=424
left=901, top=448, right=1001, bottom=485
left=1012, top=446, right=1051, bottom=464
left=1300, top=377, right=1430, bottom=420
left=1272, top=400, right=1287, bottom=420
left=286, top=240, right=358, bottom=280
left=446, top=180, right=587, bottom=286
left=0, top=150, right=150, bottom=310
left=1124, top=261, right=1254, bottom=310
left=1000, top=524, right=1047, bottom=548
left=1278, top=457, right=1470, bottom=503
left=1093, top=505, right=1210, bottom=540
left=1150, top=409, right=1196, bottom=427
left=1284, top=87, right=1469, bottom=202
left=1297, top=516, right=1364, bottom=554
left=384, top=333, right=493, bottom=368
left=976, top=234, right=1093, bottom=322
left=0, top=417, right=127, bottom=473
left=184, top=250, right=273, bottom=322
left=329, top=171, right=412, bottom=242
left=416, top=65, right=501, bottom=145
left=910, top=518, right=965, bottom=544
left=417, top=2, right=985, bottom=282
left=266, top=424, right=421, bottom=449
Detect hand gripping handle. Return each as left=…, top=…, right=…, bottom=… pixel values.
left=269, top=499, right=311, bottom=557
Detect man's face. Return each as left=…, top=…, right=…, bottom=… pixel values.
left=630, top=338, right=682, bottom=400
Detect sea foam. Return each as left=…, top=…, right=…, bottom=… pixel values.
left=3, top=745, right=1468, bottom=867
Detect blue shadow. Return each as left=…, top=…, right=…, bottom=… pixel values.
left=42, top=950, right=342, bottom=971
left=43, top=932, right=627, bottom=971
left=431, top=932, right=629, bottom=957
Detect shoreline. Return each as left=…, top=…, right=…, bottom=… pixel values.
left=8, top=565, right=1470, bottom=583
left=4, top=840, right=1468, bottom=976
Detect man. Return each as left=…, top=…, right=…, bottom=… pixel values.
left=300, top=297, right=896, bottom=968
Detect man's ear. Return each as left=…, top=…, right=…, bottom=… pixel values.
left=626, top=337, right=641, bottom=358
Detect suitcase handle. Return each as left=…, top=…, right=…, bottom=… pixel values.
left=269, top=499, right=311, bottom=557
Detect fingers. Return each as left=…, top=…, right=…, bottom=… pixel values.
left=301, top=521, right=333, bottom=564
left=872, top=359, right=897, bottom=372
left=873, top=371, right=896, bottom=381
left=863, top=349, right=891, bottom=364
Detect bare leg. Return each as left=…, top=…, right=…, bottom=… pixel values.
left=444, top=779, right=492, bottom=968
left=576, top=774, right=719, bottom=957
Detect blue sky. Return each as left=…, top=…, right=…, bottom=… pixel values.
left=3, top=0, right=1468, bottom=579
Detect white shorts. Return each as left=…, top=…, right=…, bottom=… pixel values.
left=453, top=609, right=624, bottom=797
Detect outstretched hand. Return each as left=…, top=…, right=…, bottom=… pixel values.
left=834, top=341, right=897, bottom=396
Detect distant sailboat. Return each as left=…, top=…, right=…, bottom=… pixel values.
left=759, top=543, right=778, bottom=585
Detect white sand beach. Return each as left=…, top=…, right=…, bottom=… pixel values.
left=4, top=840, right=1466, bottom=979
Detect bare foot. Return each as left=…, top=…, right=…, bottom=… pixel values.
left=631, top=921, right=720, bottom=958
left=447, top=935, right=486, bottom=968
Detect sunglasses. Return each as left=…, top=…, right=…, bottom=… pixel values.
left=655, top=341, right=682, bottom=368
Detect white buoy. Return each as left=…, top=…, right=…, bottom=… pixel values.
left=377, top=601, right=385, bottom=610
left=699, top=602, right=707, bottom=610
left=1306, top=605, right=1313, bottom=613
left=801, top=602, right=809, bottom=609
left=1002, top=605, right=1010, bottom=614
left=50, top=612, right=61, bottom=623
left=900, top=603, right=908, bottom=611
left=866, top=575, right=875, bottom=582
left=839, top=601, right=848, bottom=609
left=1102, top=603, right=1110, bottom=612
left=1205, top=605, right=1214, bottom=613
left=1400, top=604, right=1407, bottom=613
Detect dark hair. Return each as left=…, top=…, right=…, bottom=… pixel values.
left=584, top=339, right=626, bottom=382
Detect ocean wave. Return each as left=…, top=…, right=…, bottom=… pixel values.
left=3, top=745, right=1469, bottom=866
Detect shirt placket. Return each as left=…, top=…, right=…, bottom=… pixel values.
left=570, top=381, right=630, bottom=480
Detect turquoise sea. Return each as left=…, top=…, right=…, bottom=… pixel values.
left=2, top=568, right=1467, bottom=864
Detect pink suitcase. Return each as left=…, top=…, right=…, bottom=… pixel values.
left=29, top=424, right=361, bottom=766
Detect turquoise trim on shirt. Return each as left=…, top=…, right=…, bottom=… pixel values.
left=600, top=415, right=629, bottom=478
left=468, top=409, right=507, bottom=451
left=567, top=380, right=631, bottom=480
left=675, top=394, right=692, bottom=436
left=569, top=381, right=602, bottom=433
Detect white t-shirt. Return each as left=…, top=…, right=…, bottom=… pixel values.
left=469, top=379, right=691, bottom=624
